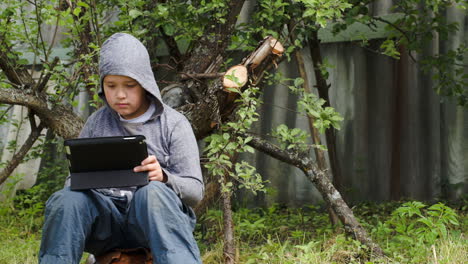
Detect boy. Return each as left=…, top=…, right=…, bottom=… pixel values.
left=39, top=33, right=204, bottom=264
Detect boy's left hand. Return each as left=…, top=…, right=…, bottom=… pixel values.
left=134, top=155, right=167, bottom=182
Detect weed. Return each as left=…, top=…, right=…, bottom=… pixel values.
left=372, top=201, right=461, bottom=263
left=0, top=198, right=465, bottom=264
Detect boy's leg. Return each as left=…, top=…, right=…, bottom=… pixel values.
left=126, top=181, right=202, bottom=264
left=39, top=188, right=125, bottom=264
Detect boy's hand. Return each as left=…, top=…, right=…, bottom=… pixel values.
left=134, top=155, right=167, bottom=182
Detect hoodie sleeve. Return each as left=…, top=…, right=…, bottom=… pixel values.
left=163, top=118, right=204, bottom=207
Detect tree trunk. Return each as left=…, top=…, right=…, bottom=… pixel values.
left=222, top=187, right=236, bottom=264
left=294, top=48, right=340, bottom=227
left=308, top=30, right=344, bottom=194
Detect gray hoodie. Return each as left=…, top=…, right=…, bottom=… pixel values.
left=77, top=33, right=204, bottom=207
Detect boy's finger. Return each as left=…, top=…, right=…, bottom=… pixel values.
left=135, top=162, right=160, bottom=172
left=141, top=155, right=158, bottom=165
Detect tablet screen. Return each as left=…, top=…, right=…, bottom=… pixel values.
left=64, top=135, right=148, bottom=173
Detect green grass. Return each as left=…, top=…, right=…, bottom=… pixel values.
left=0, top=198, right=466, bottom=264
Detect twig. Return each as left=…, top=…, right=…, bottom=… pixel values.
left=153, top=63, right=176, bottom=70
left=180, top=72, right=225, bottom=80
left=431, top=245, right=439, bottom=264
left=46, top=10, right=61, bottom=59
left=0, top=80, right=20, bottom=89
left=34, top=0, right=49, bottom=62
left=90, top=0, right=102, bottom=45
left=373, top=17, right=417, bottom=63
left=35, top=57, right=60, bottom=93
left=0, top=105, right=13, bottom=121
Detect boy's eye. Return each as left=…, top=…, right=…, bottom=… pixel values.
left=126, top=84, right=137, bottom=88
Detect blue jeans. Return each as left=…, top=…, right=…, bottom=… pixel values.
left=38, top=181, right=201, bottom=264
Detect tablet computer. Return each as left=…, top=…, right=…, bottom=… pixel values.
left=64, top=135, right=149, bottom=190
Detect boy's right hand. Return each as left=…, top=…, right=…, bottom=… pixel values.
left=134, top=155, right=167, bottom=182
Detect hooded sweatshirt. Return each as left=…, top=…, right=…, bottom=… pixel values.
left=76, top=33, right=204, bottom=207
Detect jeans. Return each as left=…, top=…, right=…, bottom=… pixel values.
left=38, top=181, right=202, bottom=264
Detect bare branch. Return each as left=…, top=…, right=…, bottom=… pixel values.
left=34, top=0, right=49, bottom=62
left=0, top=105, right=13, bottom=121
left=0, top=49, right=35, bottom=87
left=180, top=72, right=225, bottom=81
left=0, top=122, right=44, bottom=185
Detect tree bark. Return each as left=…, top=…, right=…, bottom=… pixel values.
left=222, top=186, right=235, bottom=264
left=243, top=132, right=384, bottom=257
left=0, top=88, right=84, bottom=139
left=0, top=45, right=35, bottom=87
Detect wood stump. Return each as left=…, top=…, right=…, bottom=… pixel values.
left=85, top=248, right=152, bottom=264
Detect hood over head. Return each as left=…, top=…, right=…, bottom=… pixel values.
left=99, top=33, right=163, bottom=116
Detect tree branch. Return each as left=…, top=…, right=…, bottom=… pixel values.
left=373, top=17, right=417, bottom=63
left=0, top=88, right=84, bottom=139
left=241, top=132, right=385, bottom=257
left=241, top=132, right=309, bottom=168
left=0, top=49, right=35, bottom=87
left=180, top=72, right=225, bottom=81
left=0, top=121, right=44, bottom=185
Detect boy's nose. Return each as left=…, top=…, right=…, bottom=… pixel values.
left=116, top=89, right=126, bottom=99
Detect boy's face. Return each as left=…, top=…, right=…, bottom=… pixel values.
left=103, top=75, right=150, bottom=120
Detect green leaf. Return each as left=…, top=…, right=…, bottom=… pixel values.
left=129, top=9, right=143, bottom=19
left=244, top=145, right=255, bottom=153
left=73, top=7, right=81, bottom=17
left=162, top=23, right=175, bottom=36
left=77, top=1, right=90, bottom=8
left=294, top=77, right=304, bottom=87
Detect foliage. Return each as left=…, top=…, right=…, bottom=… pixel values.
left=0, top=1, right=467, bottom=262
left=284, top=76, right=344, bottom=134
left=335, top=0, right=468, bottom=107
left=203, top=86, right=267, bottom=195
left=372, top=201, right=461, bottom=262
left=0, top=199, right=466, bottom=263
left=272, top=124, right=310, bottom=152
left=298, top=0, right=352, bottom=28
left=197, top=201, right=467, bottom=264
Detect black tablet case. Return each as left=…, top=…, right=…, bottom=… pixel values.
left=64, top=135, right=149, bottom=190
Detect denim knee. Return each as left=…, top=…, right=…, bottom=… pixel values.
left=136, top=181, right=167, bottom=194
left=135, top=181, right=178, bottom=201
left=45, top=188, right=95, bottom=218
